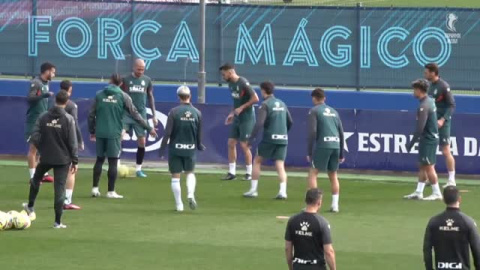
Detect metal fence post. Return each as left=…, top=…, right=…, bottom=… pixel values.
left=198, top=0, right=206, bottom=104
left=355, top=2, right=361, bottom=91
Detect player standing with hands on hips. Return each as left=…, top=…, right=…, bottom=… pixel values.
left=307, top=88, right=345, bottom=213
left=219, top=63, right=259, bottom=181
left=88, top=74, right=156, bottom=199
left=159, top=86, right=205, bottom=212
left=25, top=62, right=56, bottom=183
left=23, top=91, right=78, bottom=229
left=121, top=59, right=157, bottom=178
left=285, top=188, right=336, bottom=270
left=424, top=63, right=456, bottom=187
left=423, top=186, right=480, bottom=270
left=404, top=79, right=442, bottom=201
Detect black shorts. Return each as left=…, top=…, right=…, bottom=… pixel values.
left=293, top=264, right=326, bottom=270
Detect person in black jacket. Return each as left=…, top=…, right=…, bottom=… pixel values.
left=424, top=186, right=480, bottom=270
left=23, top=90, right=79, bottom=229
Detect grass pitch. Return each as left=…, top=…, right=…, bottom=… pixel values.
left=0, top=165, right=479, bottom=269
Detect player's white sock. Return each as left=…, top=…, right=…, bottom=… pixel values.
left=250, top=179, right=258, bottom=192
left=432, top=183, right=441, bottom=195
left=448, top=171, right=455, bottom=182
left=416, top=182, right=426, bottom=194
left=332, top=194, right=339, bottom=210
left=229, top=163, right=236, bottom=175
left=44, top=172, right=49, bottom=176
left=279, top=182, right=287, bottom=196
left=171, top=178, right=182, bottom=206
left=29, top=168, right=35, bottom=178
left=246, top=164, right=252, bottom=175
left=118, top=159, right=121, bottom=167
left=186, top=173, right=196, bottom=199
left=136, top=164, right=142, bottom=172
left=65, top=189, right=73, bottom=205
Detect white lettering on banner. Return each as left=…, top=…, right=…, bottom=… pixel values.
left=122, top=108, right=168, bottom=153
left=355, top=133, right=461, bottom=155
left=464, top=137, right=478, bottom=156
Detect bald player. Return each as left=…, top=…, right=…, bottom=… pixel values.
left=121, top=59, right=157, bottom=178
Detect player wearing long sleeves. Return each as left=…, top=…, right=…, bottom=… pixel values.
left=424, top=186, right=480, bottom=270
left=25, top=62, right=55, bottom=182
left=88, top=74, right=156, bottom=199
left=121, top=59, right=157, bottom=178
left=23, top=90, right=78, bottom=229
left=159, top=86, right=205, bottom=212
left=219, top=63, right=259, bottom=181
left=59, top=80, right=84, bottom=210
left=243, top=81, right=293, bottom=199
left=404, top=79, right=441, bottom=201
left=306, top=88, right=345, bottom=213
left=424, top=63, right=457, bottom=187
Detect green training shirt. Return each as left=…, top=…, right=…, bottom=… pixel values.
left=307, top=103, right=345, bottom=158
left=26, top=77, right=50, bottom=123
left=228, top=77, right=255, bottom=122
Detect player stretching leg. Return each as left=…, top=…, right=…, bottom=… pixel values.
left=88, top=74, right=156, bottom=199
left=159, top=86, right=205, bottom=211
left=219, top=64, right=259, bottom=181
left=424, top=63, right=456, bottom=187
left=121, top=59, right=158, bottom=178
left=26, top=62, right=55, bottom=183
left=244, top=82, right=293, bottom=199
left=404, top=80, right=442, bottom=201
left=306, top=88, right=345, bottom=213
left=60, top=81, right=84, bottom=210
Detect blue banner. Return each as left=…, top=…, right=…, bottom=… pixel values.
left=1, top=97, right=480, bottom=174
left=1, top=1, right=480, bottom=89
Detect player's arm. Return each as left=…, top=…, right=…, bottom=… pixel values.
left=122, top=92, right=152, bottom=132
left=337, top=116, right=345, bottom=160
left=286, top=108, right=293, bottom=131
left=307, top=109, right=317, bottom=158
left=407, top=104, right=428, bottom=151
left=29, top=115, right=43, bottom=148
left=319, top=219, right=335, bottom=270
left=423, top=220, right=434, bottom=270
left=87, top=98, right=97, bottom=136
left=147, top=81, right=158, bottom=127
left=159, top=112, right=174, bottom=157
left=467, top=218, right=480, bottom=269
left=324, top=244, right=336, bottom=270
left=71, top=103, right=84, bottom=147
left=441, top=86, right=456, bottom=121
left=249, top=104, right=267, bottom=145
left=284, top=241, right=294, bottom=270
left=196, top=110, right=206, bottom=151
left=284, top=219, right=294, bottom=270
left=66, top=116, right=79, bottom=166
left=27, top=81, right=51, bottom=103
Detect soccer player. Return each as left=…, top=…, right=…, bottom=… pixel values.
left=60, top=80, right=84, bottom=210
left=307, top=88, right=344, bottom=213
left=23, top=91, right=78, bottom=229
left=159, top=86, right=205, bottom=212
left=243, top=81, right=293, bottom=199
left=219, top=63, right=259, bottom=181
left=423, top=186, right=480, bottom=270
left=285, top=188, right=336, bottom=270
left=88, top=74, right=156, bottom=199
left=122, top=59, right=157, bottom=178
left=404, top=79, right=442, bottom=201
left=424, top=63, right=456, bottom=187
left=26, top=62, right=55, bottom=183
